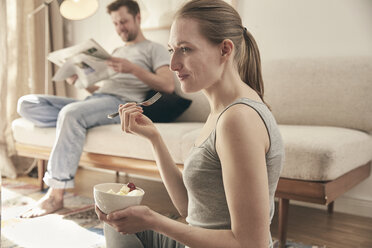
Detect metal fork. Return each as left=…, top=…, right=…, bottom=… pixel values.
left=107, top=92, right=162, bottom=119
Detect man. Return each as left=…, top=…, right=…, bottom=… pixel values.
left=18, top=0, right=174, bottom=218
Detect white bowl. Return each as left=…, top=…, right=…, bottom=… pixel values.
left=93, top=183, right=144, bottom=214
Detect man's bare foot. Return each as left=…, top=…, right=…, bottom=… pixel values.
left=20, top=188, right=64, bottom=218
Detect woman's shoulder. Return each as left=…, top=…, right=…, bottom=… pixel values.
left=217, top=102, right=265, bottom=135
left=215, top=99, right=271, bottom=153
left=218, top=98, right=266, bottom=123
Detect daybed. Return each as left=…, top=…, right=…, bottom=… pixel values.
left=12, top=57, right=372, bottom=247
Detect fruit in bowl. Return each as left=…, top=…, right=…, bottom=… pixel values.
left=94, top=182, right=144, bottom=214
left=106, top=182, right=143, bottom=196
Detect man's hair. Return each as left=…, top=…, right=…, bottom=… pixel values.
left=107, top=0, right=140, bottom=16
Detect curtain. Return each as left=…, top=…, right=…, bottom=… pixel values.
left=0, top=0, right=65, bottom=178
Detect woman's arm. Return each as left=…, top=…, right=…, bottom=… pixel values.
left=119, top=104, right=188, bottom=216
left=150, top=132, right=189, bottom=216
left=216, top=104, right=271, bottom=247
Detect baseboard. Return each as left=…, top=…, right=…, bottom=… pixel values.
left=333, top=196, right=372, bottom=218
left=278, top=196, right=372, bottom=218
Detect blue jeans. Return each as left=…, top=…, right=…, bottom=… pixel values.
left=17, top=93, right=124, bottom=189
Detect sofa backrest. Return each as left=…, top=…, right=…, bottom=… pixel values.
left=175, top=57, right=372, bottom=133
left=263, top=57, right=372, bottom=132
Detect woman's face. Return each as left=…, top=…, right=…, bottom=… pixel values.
left=168, top=18, right=224, bottom=93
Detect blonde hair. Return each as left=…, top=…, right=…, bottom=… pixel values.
left=175, top=0, right=267, bottom=105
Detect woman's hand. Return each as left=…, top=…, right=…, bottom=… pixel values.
left=106, top=57, right=135, bottom=73
left=95, top=205, right=156, bottom=235
left=118, top=103, right=159, bottom=140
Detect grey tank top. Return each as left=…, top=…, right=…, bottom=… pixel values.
left=183, top=98, right=284, bottom=246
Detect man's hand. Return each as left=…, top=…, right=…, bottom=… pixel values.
left=65, top=74, right=99, bottom=94
left=66, top=74, right=78, bottom=85
left=106, top=57, right=135, bottom=74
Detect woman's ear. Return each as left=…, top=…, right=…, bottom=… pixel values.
left=220, top=39, right=234, bottom=58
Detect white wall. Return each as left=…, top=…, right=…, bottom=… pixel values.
left=65, top=0, right=372, bottom=217
left=239, top=0, right=372, bottom=61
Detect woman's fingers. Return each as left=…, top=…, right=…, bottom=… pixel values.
left=95, top=206, right=124, bottom=232
left=124, top=107, right=143, bottom=133
left=118, top=103, right=143, bottom=133
left=107, top=208, right=129, bottom=221
left=128, top=111, right=144, bottom=132
left=95, top=205, right=108, bottom=221
left=119, top=103, right=133, bottom=131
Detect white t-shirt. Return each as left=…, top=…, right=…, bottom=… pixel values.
left=96, top=40, right=170, bottom=102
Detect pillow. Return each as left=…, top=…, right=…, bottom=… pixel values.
left=142, top=90, right=192, bottom=122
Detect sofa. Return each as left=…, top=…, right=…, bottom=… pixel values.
left=12, top=57, right=372, bottom=247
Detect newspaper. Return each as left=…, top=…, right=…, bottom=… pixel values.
left=48, top=39, right=116, bottom=89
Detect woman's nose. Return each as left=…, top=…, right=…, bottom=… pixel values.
left=170, top=54, right=182, bottom=72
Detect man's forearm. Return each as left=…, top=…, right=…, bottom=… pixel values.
left=131, top=65, right=174, bottom=93
left=85, top=85, right=100, bottom=94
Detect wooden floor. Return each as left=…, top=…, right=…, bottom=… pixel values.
left=9, top=167, right=372, bottom=248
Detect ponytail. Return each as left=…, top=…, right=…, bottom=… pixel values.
left=239, top=28, right=268, bottom=107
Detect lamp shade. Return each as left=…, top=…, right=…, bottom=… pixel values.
left=60, top=0, right=99, bottom=20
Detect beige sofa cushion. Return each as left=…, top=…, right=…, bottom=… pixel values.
left=280, top=125, right=372, bottom=180
left=84, top=122, right=203, bottom=164
left=12, top=118, right=372, bottom=181
left=12, top=118, right=203, bottom=165
left=264, top=57, right=372, bottom=132
left=12, top=118, right=56, bottom=147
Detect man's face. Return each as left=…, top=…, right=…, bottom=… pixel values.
left=110, top=6, right=140, bottom=42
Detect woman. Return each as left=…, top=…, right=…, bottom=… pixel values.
left=96, top=0, right=284, bottom=247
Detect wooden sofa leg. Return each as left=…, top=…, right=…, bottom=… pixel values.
left=115, top=171, right=129, bottom=183
left=278, top=198, right=289, bottom=248
left=37, top=159, right=46, bottom=191
left=327, top=201, right=334, bottom=214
